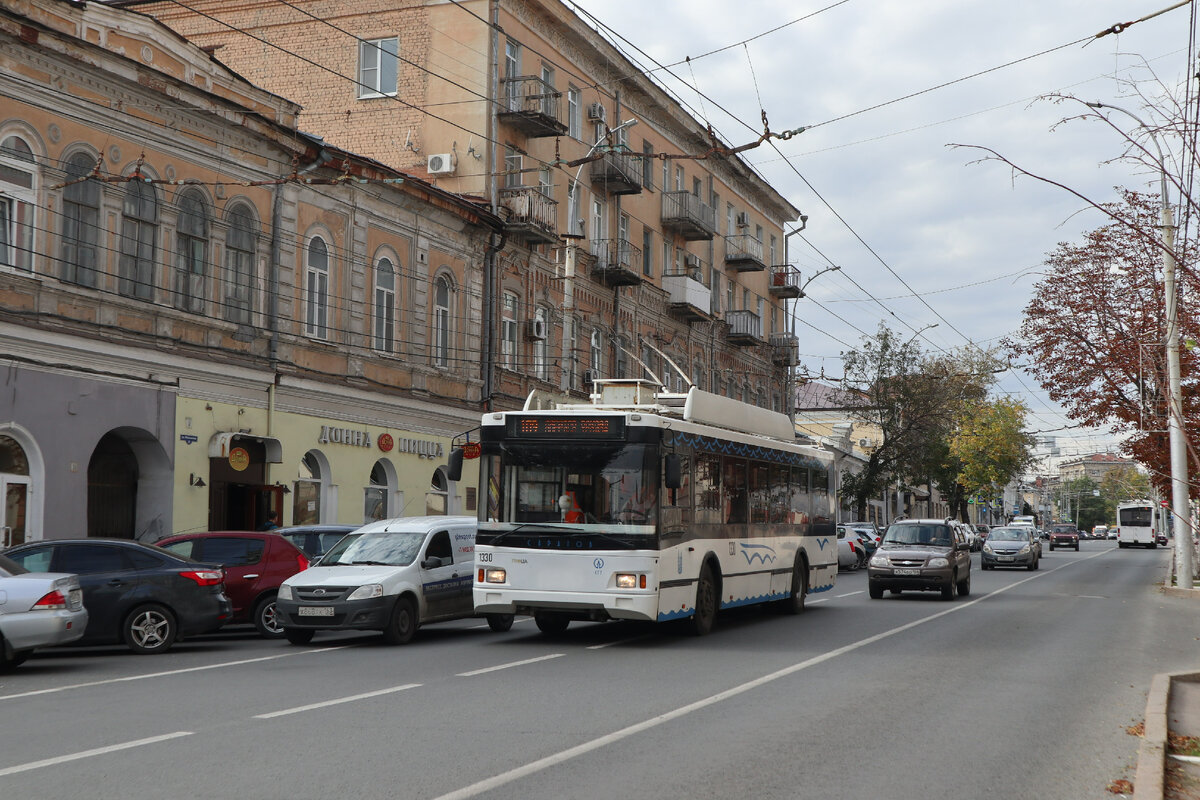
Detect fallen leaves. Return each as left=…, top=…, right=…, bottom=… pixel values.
left=1127, top=722, right=1146, bottom=737
left=1107, top=778, right=1134, bottom=794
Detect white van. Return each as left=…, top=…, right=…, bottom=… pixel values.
left=275, top=516, right=513, bottom=645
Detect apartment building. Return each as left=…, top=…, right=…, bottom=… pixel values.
left=121, top=0, right=805, bottom=412
left=0, top=0, right=500, bottom=541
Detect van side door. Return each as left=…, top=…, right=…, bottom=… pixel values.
left=448, top=528, right=477, bottom=617
left=419, top=530, right=458, bottom=620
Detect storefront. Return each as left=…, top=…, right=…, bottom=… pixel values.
left=174, top=395, right=467, bottom=534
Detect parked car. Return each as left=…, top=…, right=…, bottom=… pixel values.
left=0, top=554, right=88, bottom=670
left=867, top=519, right=972, bottom=600
left=3, top=539, right=232, bottom=654
left=155, top=531, right=311, bottom=638
left=844, top=522, right=881, bottom=546
left=837, top=527, right=863, bottom=571
left=275, top=516, right=513, bottom=645
left=981, top=526, right=1040, bottom=570
left=276, top=524, right=359, bottom=561
left=955, top=522, right=981, bottom=552
left=1048, top=524, right=1080, bottom=551
left=1156, top=531, right=1169, bottom=546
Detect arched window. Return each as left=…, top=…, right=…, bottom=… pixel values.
left=426, top=466, right=448, bottom=515
left=433, top=275, right=451, bottom=367
left=119, top=179, right=158, bottom=299
left=364, top=460, right=393, bottom=522
left=174, top=189, right=209, bottom=312
left=0, top=135, right=36, bottom=272
left=61, top=152, right=101, bottom=287
left=224, top=204, right=257, bottom=323
left=374, top=257, right=396, bottom=352
left=293, top=450, right=326, bottom=525
left=305, top=236, right=329, bottom=338
left=0, top=434, right=31, bottom=547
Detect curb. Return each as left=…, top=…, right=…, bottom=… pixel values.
left=1134, top=672, right=1172, bottom=800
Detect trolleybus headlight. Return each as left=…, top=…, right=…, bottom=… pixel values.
left=927, top=557, right=949, bottom=568
left=483, top=568, right=507, bottom=584
left=346, top=584, right=384, bottom=600
left=615, top=573, right=639, bottom=589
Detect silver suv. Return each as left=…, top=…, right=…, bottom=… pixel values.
left=867, top=519, right=972, bottom=600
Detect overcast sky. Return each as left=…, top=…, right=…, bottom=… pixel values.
left=571, top=0, right=1194, bottom=463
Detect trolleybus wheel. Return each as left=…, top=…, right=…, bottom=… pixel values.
left=534, top=611, right=569, bottom=634
left=688, top=564, right=718, bottom=635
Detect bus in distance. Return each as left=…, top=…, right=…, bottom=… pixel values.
left=454, top=379, right=837, bottom=636
left=1117, top=501, right=1157, bottom=548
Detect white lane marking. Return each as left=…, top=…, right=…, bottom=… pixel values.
left=432, top=548, right=1112, bottom=800
left=0, top=731, right=193, bottom=778
left=587, top=635, right=652, bottom=650
left=0, top=646, right=352, bottom=702
left=456, top=654, right=565, bottom=677
left=254, top=683, right=422, bottom=719
left=467, top=617, right=534, bottom=630
left=835, top=591, right=864, bottom=598
left=808, top=598, right=828, bottom=604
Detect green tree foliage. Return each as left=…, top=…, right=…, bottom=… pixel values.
left=1098, top=466, right=1152, bottom=520
left=1060, top=476, right=1107, bottom=531
left=948, top=397, right=1037, bottom=502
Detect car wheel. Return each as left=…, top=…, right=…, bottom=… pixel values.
left=534, top=611, right=571, bottom=634
left=253, top=595, right=286, bottom=639
left=868, top=584, right=884, bottom=599
left=1049, top=545, right=1055, bottom=551
left=941, top=577, right=955, bottom=600
left=381, top=595, right=418, bottom=645
left=123, top=604, right=177, bottom=654
left=687, top=564, right=718, bottom=635
left=779, top=556, right=807, bottom=615
left=1075, top=544, right=1080, bottom=551
left=957, top=571, right=971, bottom=597
left=284, top=627, right=315, bottom=645
left=486, top=614, right=515, bottom=632
left=0, top=635, right=30, bottom=671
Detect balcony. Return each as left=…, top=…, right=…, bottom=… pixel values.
left=498, top=76, right=567, bottom=138
left=724, top=233, right=766, bottom=272
left=589, top=238, right=643, bottom=287
left=500, top=186, right=559, bottom=245
left=589, top=151, right=642, bottom=195
left=662, top=265, right=712, bottom=321
left=725, top=309, right=764, bottom=346
left=661, top=191, right=717, bottom=241
left=769, top=332, right=800, bottom=366
left=768, top=265, right=802, bottom=298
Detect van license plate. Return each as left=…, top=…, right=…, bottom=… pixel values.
left=893, top=568, right=920, bottom=576
left=298, top=606, right=334, bottom=617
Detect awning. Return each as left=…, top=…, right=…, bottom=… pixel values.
left=208, top=432, right=283, bottom=463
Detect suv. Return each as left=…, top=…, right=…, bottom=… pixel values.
left=1048, top=524, right=1080, bottom=551
left=156, top=532, right=310, bottom=638
left=867, top=519, right=972, bottom=600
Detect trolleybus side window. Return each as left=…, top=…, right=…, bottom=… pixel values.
left=769, top=464, right=790, bottom=524
left=749, top=463, right=770, bottom=524
left=661, top=454, right=691, bottom=535
left=791, top=466, right=812, bottom=529
left=695, top=454, right=722, bottom=525
left=723, top=458, right=748, bottom=524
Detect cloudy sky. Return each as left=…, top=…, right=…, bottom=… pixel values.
left=572, top=0, right=1194, bottom=463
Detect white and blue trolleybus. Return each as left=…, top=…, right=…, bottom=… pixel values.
left=454, top=379, right=838, bottom=635
left=1117, top=500, right=1158, bottom=548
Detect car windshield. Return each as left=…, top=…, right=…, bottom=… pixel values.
left=0, top=554, right=28, bottom=576
left=317, top=531, right=425, bottom=567
left=989, top=528, right=1027, bottom=541
left=883, top=524, right=951, bottom=546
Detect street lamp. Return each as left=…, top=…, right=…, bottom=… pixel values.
left=561, top=118, right=638, bottom=391
left=1086, top=100, right=1189, bottom=583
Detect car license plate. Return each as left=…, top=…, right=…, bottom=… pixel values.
left=298, top=606, right=334, bottom=617
left=893, top=568, right=921, bottom=576
left=998, top=556, right=1014, bottom=562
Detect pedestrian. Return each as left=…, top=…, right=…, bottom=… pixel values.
left=259, top=511, right=279, bottom=531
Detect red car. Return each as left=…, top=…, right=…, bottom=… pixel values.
left=1048, top=524, right=1080, bottom=551
left=155, top=532, right=309, bottom=638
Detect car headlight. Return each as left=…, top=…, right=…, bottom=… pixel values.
left=278, top=584, right=293, bottom=600
left=869, top=554, right=889, bottom=568
left=982, top=544, right=994, bottom=554
left=346, top=584, right=384, bottom=601
left=927, top=557, right=949, bottom=568
left=1018, top=545, right=1030, bottom=555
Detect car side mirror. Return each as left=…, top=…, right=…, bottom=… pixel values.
left=446, top=448, right=464, bottom=482
left=422, top=556, right=445, bottom=569
left=664, top=454, right=681, bottom=490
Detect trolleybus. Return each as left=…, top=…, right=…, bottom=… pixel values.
left=1117, top=500, right=1157, bottom=548
left=451, top=380, right=838, bottom=635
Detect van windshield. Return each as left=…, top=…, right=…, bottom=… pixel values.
left=317, top=531, right=425, bottom=567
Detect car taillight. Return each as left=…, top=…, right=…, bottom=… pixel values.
left=33, top=590, right=68, bottom=610
left=180, top=569, right=224, bottom=586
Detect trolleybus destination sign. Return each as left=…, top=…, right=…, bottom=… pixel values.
left=506, top=416, right=625, bottom=439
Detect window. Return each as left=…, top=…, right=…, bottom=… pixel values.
left=426, top=468, right=448, bottom=516
left=674, top=166, right=684, bottom=192
left=661, top=160, right=669, bottom=194
left=501, top=291, right=518, bottom=369
left=532, top=306, right=548, bottom=381
left=538, top=167, right=552, bottom=197
left=641, top=140, right=654, bottom=189
left=174, top=189, right=209, bottom=313
left=364, top=460, right=391, bottom=522
left=726, top=203, right=736, bottom=236
left=224, top=204, right=256, bottom=323
left=119, top=180, right=158, bottom=299
left=642, top=227, right=653, bottom=277
left=358, top=37, right=398, bottom=98
left=566, top=180, right=581, bottom=237
left=0, top=135, right=35, bottom=272
left=590, top=329, right=603, bottom=376
left=770, top=234, right=778, bottom=266
left=433, top=275, right=451, bottom=367
left=504, top=148, right=522, bottom=189
left=589, top=197, right=604, bottom=252
left=374, top=257, right=396, bottom=352
left=567, top=86, right=581, bottom=139
left=540, top=65, right=555, bottom=117
left=504, top=40, right=521, bottom=111
left=305, top=236, right=329, bottom=339
left=61, top=152, right=100, bottom=287
left=294, top=451, right=326, bottom=525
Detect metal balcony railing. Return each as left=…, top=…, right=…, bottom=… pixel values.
left=500, top=186, right=558, bottom=244
left=768, top=265, right=802, bottom=297
left=725, top=309, right=764, bottom=345
left=724, top=233, right=765, bottom=271
left=589, top=151, right=642, bottom=195
left=661, top=191, right=717, bottom=241
left=590, top=238, right=643, bottom=286
left=498, top=76, right=567, bottom=138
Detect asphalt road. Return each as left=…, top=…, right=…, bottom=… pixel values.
left=1, top=540, right=1194, bottom=800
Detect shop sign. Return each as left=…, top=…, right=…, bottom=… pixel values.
left=318, top=426, right=443, bottom=461
left=318, top=426, right=372, bottom=448
left=462, top=442, right=481, bottom=460
left=378, top=434, right=394, bottom=452
left=228, top=447, right=250, bottom=472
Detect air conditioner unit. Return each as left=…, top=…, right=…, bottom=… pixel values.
left=427, top=153, right=456, bottom=175
left=858, top=438, right=874, bottom=448
left=735, top=211, right=750, bottom=227
left=525, top=318, right=548, bottom=341
left=586, top=102, right=607, bottom=122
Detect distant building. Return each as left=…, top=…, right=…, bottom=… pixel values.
left=1058, top=453, right=1137, bottom=484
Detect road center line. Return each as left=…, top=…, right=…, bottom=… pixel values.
left=432, top=548, right=1112, bottom=800
left=254, top=683, right=422, bottom=719
left=0, top=646, right=352, bottom=702
left=587, top=635, right=652, bottom=650
left=456, top=654, right=565, bottom=676
left=0, top=731, right=193, bottom=778
left=835, top=591, right=864, bottom=598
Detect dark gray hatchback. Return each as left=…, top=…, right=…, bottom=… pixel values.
left=867, top=519, right=972, bottom=600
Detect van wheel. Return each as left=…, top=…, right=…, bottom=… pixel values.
left=382, top=596, right=418, bottom=645
left=688, top=565, right=717, bottom=635
left=284, top=628, right=315, bottom=645
left=253, top=595, right=285, bottom=638
left=486, top=614, right=515, bottom=632
left=534, top=611, right=570, bottom=634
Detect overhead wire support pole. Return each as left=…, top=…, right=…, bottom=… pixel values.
left=1086, top=100, right=1190, bottom=584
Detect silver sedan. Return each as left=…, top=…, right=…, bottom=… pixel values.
left=0, top=554, right=88, bottom=670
